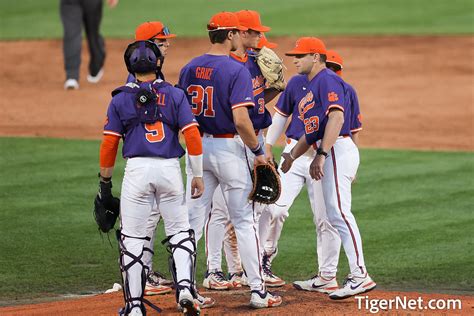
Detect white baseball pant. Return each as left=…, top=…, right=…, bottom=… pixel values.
left=263, top=139, right=342, bottom=278
left=186, top=134, right=264, bottom=291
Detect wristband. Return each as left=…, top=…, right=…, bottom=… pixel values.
left=316, top=148, right=329, bottom=158
left=98, top=172, right=112, bottom=183
left=250, top=143, right=264, bottom=156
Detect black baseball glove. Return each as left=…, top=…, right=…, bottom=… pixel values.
left=93, top=176, right=120, bottom=233
left=248, top=164, right=281, bottom=204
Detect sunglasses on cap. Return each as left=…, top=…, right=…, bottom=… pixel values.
left=149, top=26, right=171, bottom=39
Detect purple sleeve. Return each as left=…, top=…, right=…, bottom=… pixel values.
left=229, top=68, right=255, bottom=110
left=274, top=79, right=295, bottom=117
left=320, top=76, right=346, bottom=115
left=350, top=87, right=362, bottom=132
left=103, top=99, right=124, bottom=137
left=175, top=89, right=199, bottom=131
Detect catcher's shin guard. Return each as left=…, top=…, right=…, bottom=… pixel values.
left=116, top=229, right=162, bottom=315
left=162, top=229, right=197, bottom=302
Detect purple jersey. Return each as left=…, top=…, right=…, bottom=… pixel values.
left=301, top=69, right=352, bottom=145
left=346, top=83, right=362, bottom=133
left=178, top=54, right=255, bottom=134
left=230, top=52, right=272, bottom=130
left=103, top=79, right=198, bottom=158
left=274, top=74, right=309, bottom=141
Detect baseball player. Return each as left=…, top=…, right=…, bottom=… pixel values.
left=202, top=10, right=285, bottom=290
left=262, top=49, right=364, bottom=293
left=279, top=37, right=376, bottom=300
left=122, top=21, right=178, bottom=297
left=99, top=40, right=204, bottom=315
left=325, top=50, right=363, bottom=147
left=178, top=11, right=282, bottom=308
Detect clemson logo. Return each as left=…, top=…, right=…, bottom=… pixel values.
left=104, top=116, right=109, bottom=126
left=358, top=113, right=362, bottom=122
left=328, top=92, right=338, bottom=102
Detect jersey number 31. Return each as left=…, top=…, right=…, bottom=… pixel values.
left=187, top=85, right=215, bottom=117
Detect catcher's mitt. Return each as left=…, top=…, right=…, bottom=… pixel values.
left=255, top=46, right=286, bottom=91
left=248, top=164, right=281, bottom=204
left=93, top=194, right=120, bottom=233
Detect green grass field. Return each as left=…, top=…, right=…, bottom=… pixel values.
left=0, top=137, right=472, bottom=302
left=0, top=0, right=473, bottom=40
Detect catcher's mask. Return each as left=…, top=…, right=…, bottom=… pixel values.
left=124, top=40, right=163, bottom=75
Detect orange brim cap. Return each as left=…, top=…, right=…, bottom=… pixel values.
left=326, top=50, right=344, bottom=68
left=235, top=10, right=270, bottom=33
left=135, top=21, right=176, bottom=40
left=208, top=12, right=248, bottom=31
left=257, top=34, right=277, bottom=49
left=286, top=37, right=327, bottom=56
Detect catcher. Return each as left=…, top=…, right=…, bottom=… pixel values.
left=95, top=40, right=206, bottom=316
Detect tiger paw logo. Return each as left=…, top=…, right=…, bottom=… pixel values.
left=328, top=92, right=338, bottom=102
left=104, top=116, right=109, bottom=126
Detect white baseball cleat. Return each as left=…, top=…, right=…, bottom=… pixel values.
left=202, top=270, right=231, bottom=290
left=195, top=291, right=215, bottom=308
left=228, top=271, right=243, bottom=288
left=64, top=79, right=79, bottom=90
left=87, top=68, right=104, bottom=83
left=178, top=288, right=201, bottom=316
left=262, top=253, right=285, bottom=287
left=127, top=307, right=143, bottom=316
left=293, top=273, right=339, bottom=293
left=250, top=290, right=282, bottom=308
left=144, top=270, right=173, bottom=295
left=329, top=274, right=376, bottom=300
left=148, top=270, right=173, bottom=286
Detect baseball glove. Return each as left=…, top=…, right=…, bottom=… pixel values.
left=255, top=46, right=286, bottom=91
left=248, top=163, right=281, bottom=204
left=93, top=179, right=120, bottom=233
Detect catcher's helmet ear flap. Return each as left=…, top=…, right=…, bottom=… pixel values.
left=124, top=40, right=162, bottom=75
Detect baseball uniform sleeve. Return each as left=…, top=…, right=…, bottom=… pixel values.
left=319, top=76, right=347, bottom=115
left=274, top=77, right=296, bottom=117
left=229, top=67, right=255, bottom=110
left=103, top=99, right=124, bottom=137
left=349, top=86, right=362, bottom=132
left=175, top=89, right=199, bottom=132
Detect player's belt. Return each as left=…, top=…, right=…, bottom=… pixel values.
left=201, top=130, right=260, bottom=138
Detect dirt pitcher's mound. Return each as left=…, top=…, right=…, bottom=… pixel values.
left=1, top=285, right=473, bottom=315
left=0, top=36, right=472, bottom=151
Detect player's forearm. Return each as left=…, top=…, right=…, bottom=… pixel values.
left=265, top=112, right=287, bottom=146
left=351, top=131, right=360, bottom=147
left=264, top=88, right=281, bottom=103
left=99, top=134, right=120, bottom=178
left=320, top=110, right=344, bottom=152
left=183, top=126, right=203, bottom=177
left=289, top=135, right=311, bottom=160
left=233, top=108, right=259, bottom=149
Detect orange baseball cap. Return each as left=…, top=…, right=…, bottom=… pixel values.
left=286, top=37, right=327, bottom=56
left=207, top=12, right=247, bottom=31
left=257, top=34, right=277, bottom=49
left=326, top=50, right=344, bottom=68
left=135, top=21, right=176, bottom=40
left=235, top=10, right=270, bottom=32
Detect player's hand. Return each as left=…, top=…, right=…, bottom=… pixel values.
left=254, top=154, right=267, bottom=166
left=190, top=177, right=204, bottom=199
left=280, top=152, right=294, bottom=173
left=107, top=0, right=119, bottom=8
left=310, top=155, right=325, bottom=180
left=264, top=144, right=274, bottom=164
